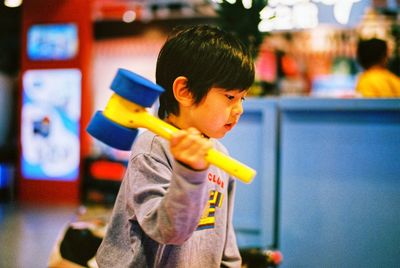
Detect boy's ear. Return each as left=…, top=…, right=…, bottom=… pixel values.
left=172, top=76, right=194, bottom=107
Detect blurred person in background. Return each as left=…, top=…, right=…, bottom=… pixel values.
left=355, top=38, right=400, bottom=97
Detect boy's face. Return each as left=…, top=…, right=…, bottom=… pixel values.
left=186, top=88, right=247, bottom=139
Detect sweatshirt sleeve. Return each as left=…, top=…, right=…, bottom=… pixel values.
left=125, top=137, right=210, bottom=245
left=221, top=178, right=242, bottom=267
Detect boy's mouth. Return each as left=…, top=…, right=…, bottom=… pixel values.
left=224, top=122, right=236, bottom=131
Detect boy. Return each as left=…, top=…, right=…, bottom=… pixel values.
left=96, top=24, right=255, bottom=268
left=355, top=38, right=400, bottom=97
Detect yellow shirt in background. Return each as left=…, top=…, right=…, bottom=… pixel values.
left=355, top=67, right=400, bottom=97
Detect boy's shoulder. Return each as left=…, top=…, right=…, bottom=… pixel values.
left=136, top=130, right=161, bottom=143
left=130, top=130, right=170, bottom=157
left=131, top=130, right=229, bottom=157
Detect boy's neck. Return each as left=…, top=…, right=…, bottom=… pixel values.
left=165, top=114, right=185, bottom=130
left=165, top=114, right=209, bottom=139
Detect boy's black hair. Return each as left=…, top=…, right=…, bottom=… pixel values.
left=156, top=24, right=255, bottom=119
left=356, top=38, right=388, bottom=70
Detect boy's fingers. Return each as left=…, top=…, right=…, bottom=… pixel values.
left=186, top=127, right=202, bottom=136
left=169, top=127, right=214, bottom=170
left=170, top=130, right=186, bottom=146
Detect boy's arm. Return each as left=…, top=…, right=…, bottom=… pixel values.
left=127, top=151, right=209, bottom=245
left=221, top=178, right=242, bottom=267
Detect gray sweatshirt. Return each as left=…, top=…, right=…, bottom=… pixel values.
left=96, top=131, right=241, bottom=268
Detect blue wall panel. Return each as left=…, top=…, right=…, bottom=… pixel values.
left=223, top=99, right=278, bottom=249
left=279, top=100, right=400, bottom=267
left=224, top=98, right=400, bottom=266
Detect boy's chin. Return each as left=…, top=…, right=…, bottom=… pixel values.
left=203, top=128, right=230, bottom=139
left=208, top=132, right=226, bottom=139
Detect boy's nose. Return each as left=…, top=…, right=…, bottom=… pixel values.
left=232, top=102, right=244, bottom=116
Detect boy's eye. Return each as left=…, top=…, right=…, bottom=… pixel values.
left=226, top=94, right=235, bottom=100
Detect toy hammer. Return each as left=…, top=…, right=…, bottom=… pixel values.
left=87, top=68, right=256, bottom=184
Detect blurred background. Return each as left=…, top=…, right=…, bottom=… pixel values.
left=0, top=0, right=399, bottom=267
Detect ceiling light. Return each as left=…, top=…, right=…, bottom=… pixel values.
left=4, top=0, right=22, bottom=8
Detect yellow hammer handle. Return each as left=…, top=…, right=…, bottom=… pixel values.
left=205, top=149, right=256, bottom=184
left=141, top=116, right=256, bottom=183
left=103, top=93, right=256, bottom=183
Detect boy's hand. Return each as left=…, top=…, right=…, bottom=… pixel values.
left=170, top=127, right=213, bottom=171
